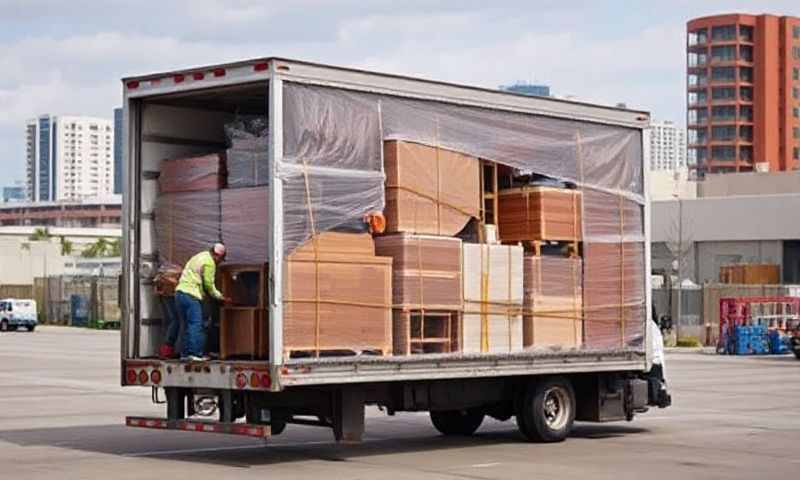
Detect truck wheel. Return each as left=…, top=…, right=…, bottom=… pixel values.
left=27, top=325, right=35, bottom=332
left=0, top=320, right=7, bottom=332
left=794, top=350, right=800, bottom=360
left=516, top=377, right=575, bottom=443
left=430, top=409, right=484, bottom=436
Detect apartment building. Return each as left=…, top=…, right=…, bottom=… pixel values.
left=26, top=115, right=115, bottom=201
left=649, top=120, right=687, bottom=171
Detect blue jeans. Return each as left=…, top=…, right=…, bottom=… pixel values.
left=176, top=291, right=205, bottom=357
left=160, top=296, right=180, bottom=347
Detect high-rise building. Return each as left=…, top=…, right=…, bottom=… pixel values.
left=26, top=115, right=115, bottom=202
left=113, top=108, right=123, bottom=195
left=687, top=14, right=800, bottom=174
left=2, top=185, right=25, bottom=203
left=649, top=121, right=687, bottom=171
left=501, top=82, right=551, bottom=97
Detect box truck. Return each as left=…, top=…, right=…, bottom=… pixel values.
left=121, top=57, right=668, bottom=443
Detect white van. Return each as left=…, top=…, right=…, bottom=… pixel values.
left=0, top=299, right=38, bottom=332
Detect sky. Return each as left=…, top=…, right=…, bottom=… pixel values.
left=1, top=0, right=798, bottom=186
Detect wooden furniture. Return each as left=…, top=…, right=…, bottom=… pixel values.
left=523, top=256, right=583, bottom=349
left=393, top=310, right=460, bottom=355
left=384, top=140, right=480, bottom=236
left=461, top=244, right=524, bottom=353
left=220, top=307, right=268, bottom=359
left=497, top=187, right=582, bottom=244
left=284, top=233, right=393, bottom=357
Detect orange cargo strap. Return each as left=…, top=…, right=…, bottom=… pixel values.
left=301, top=159, right=321, bottom=357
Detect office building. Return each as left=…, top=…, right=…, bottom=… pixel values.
left=649, top=121, right=687, bottom=171
left=113, top=108, right=123, bottom=194
left=26, top=115, right=115, bottom=201
left=501, top=82, right=551, bottom=97
left=2, top=185, right=25, bottom=203
left=687, top=13, right=800, bottom=174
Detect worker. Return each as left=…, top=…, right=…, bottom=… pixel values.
left=648, top=318, right=671, bottom=408
left=175, top=243, right=231, bottom=361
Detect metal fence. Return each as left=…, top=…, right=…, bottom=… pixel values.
left=31, top=275, right=120, bottom=328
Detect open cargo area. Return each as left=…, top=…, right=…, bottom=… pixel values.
left=123, top=58, right=651, bottom=391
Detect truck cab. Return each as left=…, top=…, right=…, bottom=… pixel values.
left=0, top=299, right=38, bottom=332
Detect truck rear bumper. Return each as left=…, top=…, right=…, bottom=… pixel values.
left=126, top=416, right=271, bottom=438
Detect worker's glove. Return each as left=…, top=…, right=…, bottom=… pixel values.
left=222, top=297, right=233, bottom=306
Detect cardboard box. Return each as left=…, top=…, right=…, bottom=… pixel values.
left=375, top=234, right=462, bottom=310
left=384, top=140, right=480, bottom=236
left=159, top=153, right=226, bottom=193
left=461, top=244, right=524, bottom=353
left=498, top=187, right=582, bottom=242
left=523, top=256, right=583, bottom=348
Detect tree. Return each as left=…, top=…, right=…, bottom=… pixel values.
left=110, top=238, right=121, bottom=257
left=81, top=237, right=119, bottom=258
left=60, top=236, right=74, bottom=256
left=28, top=227, right=52, bottom=241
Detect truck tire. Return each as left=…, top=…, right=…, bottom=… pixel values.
left=794, top=349, right=800, bottom=360
left=26, top=325, right=35, bottom=332
left=430, top=409, right=484, bottom=436
left=0, top=320, right=7, bottom=332
left=516, top=376, right=575, bottom=443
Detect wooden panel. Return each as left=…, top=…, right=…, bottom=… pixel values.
left=497, top=187, right=582, bottom=242
left=220, top=307, right=268, bottom=359
left=523, top=256, right=583, bottom=348
left=219, top=263, right=268, bottom=308
left=375, top=234, right=462, bottom=310
left=720, top=264, right=780, bottom=284
left=384, top=140, right=480, bottom=236
left=159, top=153, right=226, bottom=193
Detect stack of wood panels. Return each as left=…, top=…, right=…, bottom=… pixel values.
left=583, top=243, right=646, bottom=349
left=159, top=153, right=227, bottom=193
left=221, top=187, right=269, bottom=264
left=497, top=187, right=582, bottom=243
left=384, top=140, right=480, bottom=236
left=523, top=256, right=583, bottom=349
left=154, top=190, right=221, bottom=267
left=720, top=264, right=780, bottom=285
left=374, top=235, right=462, bottom=355
left=284, top=233, right=392, bottom=356
left=462, top=244, right=524, bottom=353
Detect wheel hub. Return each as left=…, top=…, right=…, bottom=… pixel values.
left=542, top=387, right=569, bottom=430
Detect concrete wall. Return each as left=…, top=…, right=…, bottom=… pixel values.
left=699, top=171, right=800, bottom=197
left=648, top=169, right=697, bottom=201
left=0, top=239, right=65, bottom=285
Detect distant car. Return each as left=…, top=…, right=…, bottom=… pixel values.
left=0, top=299, right=38, bottom=332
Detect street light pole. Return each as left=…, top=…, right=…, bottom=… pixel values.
left=675, top=197, right=683, bottom=341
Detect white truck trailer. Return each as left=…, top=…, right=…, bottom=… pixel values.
left=121, top=57, right=667, bottom=443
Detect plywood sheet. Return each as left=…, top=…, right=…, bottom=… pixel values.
left=384, top=140, right=480, bottom=235
left=155, top=190, right=221, bottom=266
left=462, top=244, right=523, bottom=303
left=221, top=186, right=269, bottom=264
left=159, top=153, right=226, bottom=193
left=220, top=307, right=268, bottom=359
left=462, top=304, right=523, bottom=353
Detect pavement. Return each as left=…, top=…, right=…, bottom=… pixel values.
left=1, top=326, right=799, bottom=480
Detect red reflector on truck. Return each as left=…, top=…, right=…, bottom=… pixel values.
left=192, top=72, right=205, bottom=80
left=249, top=372, right=260, bottom=388
left=126, top=369, right=138, bottom=384
left=253, top=62, right=269, bottom=72
left=236, top=373, right=247, bottom=389
left=126, top=80, right=140, bottom=89
left=213, top=68, right=226, bottom=77
left=138, top=370, right=149, bottom=384
left=174, top=74, right=185, bottom=83
left=150, top=370, right=162, bottom=384
left=261, top=373, right=271, bottom=389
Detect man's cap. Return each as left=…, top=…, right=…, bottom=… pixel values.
left=212, top=243, right=226, bottom=258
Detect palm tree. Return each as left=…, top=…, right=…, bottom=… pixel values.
left=81, top=238, right=115, bottom=258
left=60, top=236, right=74, bottom=256
left=110, top=238, right=121, bottom=257
left=28, top=227, right=52, bottom=241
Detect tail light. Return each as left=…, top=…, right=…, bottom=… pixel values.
left=126, top=369, right=138, bottom=384
left=249, top=372, right=260, bottom=388
left=260, top=373, right=271, bottom=389
left=235, top=373, right=247, bottom=389
left=138, top=370, right=149, bottom=385
left=150, top=370, right=162, bottom=384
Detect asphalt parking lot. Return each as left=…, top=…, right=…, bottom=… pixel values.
left=0, top=326, right=798, bottom=479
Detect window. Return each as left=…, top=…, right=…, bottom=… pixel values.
left=689, top=28, right=708, bottom=46
left=740, top=86, right=753, bottom=101
left=794, top=68, right=800, bottom=81
left=794, top=46, right=800, bottom=60
left=711, top=125, right=736, bottom=141
left=795, top=87, right=800, bottom=99
left=739, top=125, right=753, bottom=141
left=688, top=91, right=707, bottom=105
left=688, top=73, right=707, bottom=86
left=712, top=25, right=736, bottom=41
left=794, top=127, right=800, bottom=139
left=740, top=146, right=753, bottom=161
left=739, top=45, right=753, bottom=62
left=712, top=66, right=736, bottom=82
left=740, top=105, right=753, bottom=121
left=712, top=145, right=736, bottom=160
left=712, top=45, right=737, bottom=62
left=794, top=107, right=800, bottom=118
left=688, top=52, right=707, bottom=67
left=740, top=25, right=754, bottom=42
left=739, top=67, right=753, bottom=82
left=794, top=147, right=800, bottom=160
left=712, top=87, right=736, bottom=100
left=794, top=25, right=800, bottom=39
left=712, top=105, right=736, bottom=121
